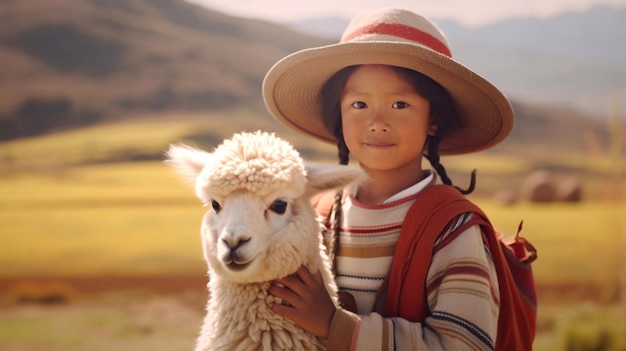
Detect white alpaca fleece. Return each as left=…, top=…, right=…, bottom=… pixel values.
left=166, top=131, right=363, bottom=351
left=196, top=131, right=307, bottom=200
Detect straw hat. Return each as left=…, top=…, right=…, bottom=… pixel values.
left=262, top=7, right=514, bottom=155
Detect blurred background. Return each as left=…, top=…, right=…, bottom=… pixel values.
left=0, top=0, right=625, bottom=350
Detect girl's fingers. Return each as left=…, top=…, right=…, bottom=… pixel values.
left=267, top=265, right=335, bottom=339
left=268, top=281, right=299, bottom=305
left=274, top=266, right=312, bottom=296
left=294, top=266, right=317, bottom=286
left=269, top=266, right=320, bottom=309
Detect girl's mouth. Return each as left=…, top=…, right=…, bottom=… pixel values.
left=365, top=141, right=394, bottom=148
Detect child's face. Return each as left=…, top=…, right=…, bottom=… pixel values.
left=340, top=64, right=436, bottom=175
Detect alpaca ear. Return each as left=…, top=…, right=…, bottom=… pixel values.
left=304, top=162, right=365, bottom=196
left=165, top=144, right=213, bottom=184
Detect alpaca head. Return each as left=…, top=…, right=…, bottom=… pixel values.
left=166, top=131, right=362, bottom=283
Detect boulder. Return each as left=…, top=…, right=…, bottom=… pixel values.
left=521, top=170, right=557, bottom=203
left=556, top=178, right=583, bottom=202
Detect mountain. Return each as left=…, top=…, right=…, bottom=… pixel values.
left=444, top=6, right=626, bottom=68
left=0, top=0, right=330, bottom=140
left=0, top=0, right=622, bottom=159
left=285, top=5, right=626, bottom=117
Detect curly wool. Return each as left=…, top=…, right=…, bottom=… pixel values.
left=166, top=131, right=362, bottom=351
left=197, top=131, right=306, bottom=198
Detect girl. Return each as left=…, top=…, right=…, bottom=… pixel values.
left=263, top=7, right=518, bottom=351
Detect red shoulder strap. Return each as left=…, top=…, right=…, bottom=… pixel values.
left=385, top=184, right=481, bottom=321
left=384, top=184, right=536, bottom=351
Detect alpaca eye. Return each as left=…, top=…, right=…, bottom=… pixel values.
left=269, top=200, right=288, bottom=215
left=211, top=200, right=222, bottom=213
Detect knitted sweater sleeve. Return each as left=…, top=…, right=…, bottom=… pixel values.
left=326, top=219, right=500, bottom=351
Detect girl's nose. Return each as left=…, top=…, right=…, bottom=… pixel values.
left=369, top=124, right=389, bottom=132
left=368, top=112, right=389, bottom=132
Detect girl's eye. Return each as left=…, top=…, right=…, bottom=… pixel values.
left=269, top=200, right=288, bottom=215
left=211, top=200, right=222, bottom=213
left=392, top=101, right=410, bottom=109
left=351, top=101, right=367, bottom=109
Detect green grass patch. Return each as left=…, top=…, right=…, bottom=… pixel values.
left=0, top=118, right=192, bottom=169
left=557, top=305, right=626, bottom=351
left=0, top=110, right=337, bottom=170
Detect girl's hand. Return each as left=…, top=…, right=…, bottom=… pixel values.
left=268, top=265, right=336, bottom=339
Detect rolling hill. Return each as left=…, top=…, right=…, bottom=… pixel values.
left=0, top=0, right=330, bottom=139
left=0, top=0, right=623, bottom=160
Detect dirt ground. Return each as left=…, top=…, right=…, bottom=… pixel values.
left=0, top=276, right=620, bottom=351
left=0, top=295, right=207, bottom=351
left=0, top=276, right=208, bottom=351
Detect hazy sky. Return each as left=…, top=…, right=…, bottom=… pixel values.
left=187, top=0, right=626, bottom=26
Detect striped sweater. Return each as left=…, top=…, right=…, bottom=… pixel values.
left=326, top=177, right=500, bottom=351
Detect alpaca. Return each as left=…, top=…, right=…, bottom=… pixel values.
left=166, top=131, right=362, bottom=351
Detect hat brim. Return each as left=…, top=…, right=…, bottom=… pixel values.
left=263, top=41, right=514, bottom=155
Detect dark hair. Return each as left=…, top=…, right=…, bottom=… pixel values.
left=319, top=65, right=475, bottom=194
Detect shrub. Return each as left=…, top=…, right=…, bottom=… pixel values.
left=559, top=304, right=626, bottom=351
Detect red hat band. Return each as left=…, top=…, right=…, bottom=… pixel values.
left=341, top=22, right=452, bottom=57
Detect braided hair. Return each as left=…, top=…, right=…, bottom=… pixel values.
left=319, top=65, right=476, bottom=194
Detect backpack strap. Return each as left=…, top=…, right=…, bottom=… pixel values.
left=384, top=184, right=536, bottom=351
left=384, top=184, right=480, bottom=321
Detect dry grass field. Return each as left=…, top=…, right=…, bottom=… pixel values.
left=2, top=1, right=625, bottom=348
left=1, top=112, right=625, bottom=351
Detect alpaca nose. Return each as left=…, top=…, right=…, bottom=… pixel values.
left=222, top=235, right=251, bottom=250
left=221, top=235, right=252, bottom=268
